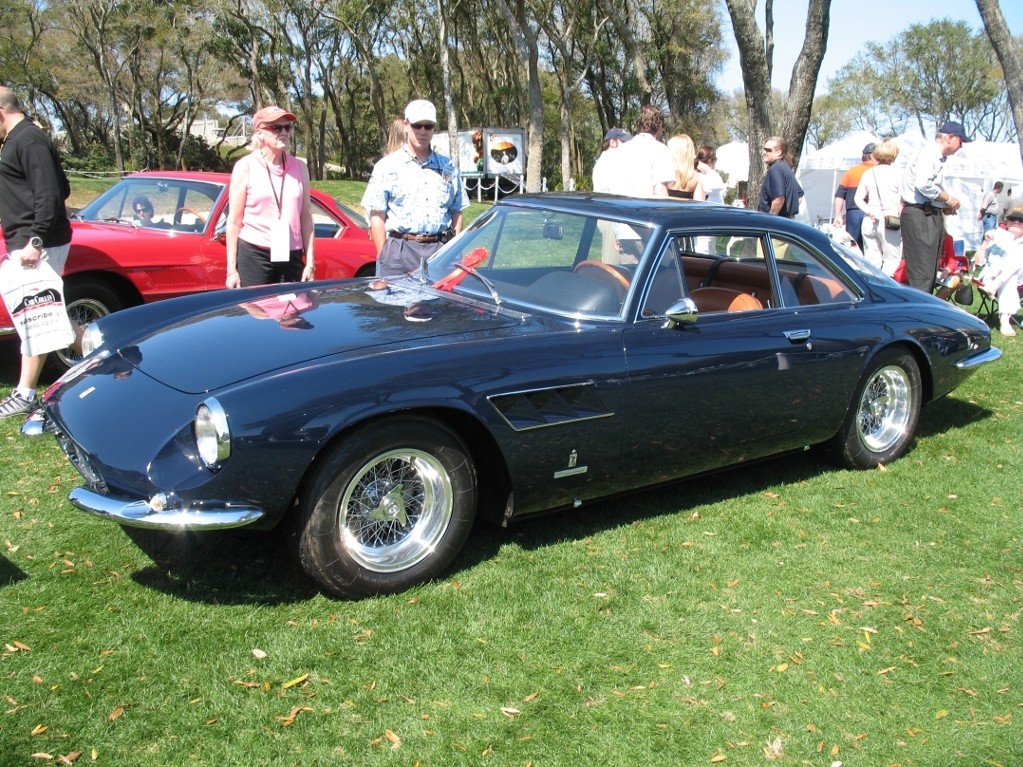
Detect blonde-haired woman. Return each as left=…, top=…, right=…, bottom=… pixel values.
left=226, top=105, right=314, bottom=288
left=853, top=139, right=901, bottom=275
left=666, top=134, right=706, bottom=200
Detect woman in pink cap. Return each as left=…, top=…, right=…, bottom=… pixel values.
left=225, top=105, right=315, bottom=288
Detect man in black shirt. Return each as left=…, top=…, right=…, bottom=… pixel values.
left=0, top=86, right=74, bottom=417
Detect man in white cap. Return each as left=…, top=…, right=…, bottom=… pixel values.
left=361, top=99, right=468, bottom=276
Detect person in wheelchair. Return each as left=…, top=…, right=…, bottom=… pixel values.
left=971, top=205, right=1023, bottom=336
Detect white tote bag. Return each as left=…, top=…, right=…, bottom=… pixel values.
left=0, top=256, right=75, bottom=356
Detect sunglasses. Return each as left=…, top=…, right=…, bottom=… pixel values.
left=265, top=123, right=294, bottom=134
left=135, top=207, right=151, bottom=214
left=410, top=122, right=435, bottom=131
left=1007, top=217, right=1023, bottom=224
left=762, top=146, right=777, bottom=152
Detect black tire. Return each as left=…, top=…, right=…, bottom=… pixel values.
left=54, top=278, right=125, bottom=369
left=828, top=348, right=922, bottom=469
left=292, top=416, right=478, bottom=599
left=355, top=263, right=376, bottom=279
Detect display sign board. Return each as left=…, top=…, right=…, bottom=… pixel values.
left=436, top=128, right=526, bottom=178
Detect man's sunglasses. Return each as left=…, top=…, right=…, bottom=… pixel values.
left=410, top=122, right=435, bottom=131
left=265, top=123, right=294, bottom=134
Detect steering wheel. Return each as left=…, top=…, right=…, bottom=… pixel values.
left=176, top=206, right=207, bottom=226
left=573, top=260, right=630, bottom=292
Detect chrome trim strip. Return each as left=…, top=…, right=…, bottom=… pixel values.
left=955, top=347, right=1002, bottom=370
left=68, top=487, right=264, bottom=530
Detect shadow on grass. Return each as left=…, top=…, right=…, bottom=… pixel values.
left=116, top=395, right=993, bottom=606
left=0, top=553, right=29, bottom=588
left=915, top=389, right=995, bottom=437
left=126, top=527, right=320, bottom=605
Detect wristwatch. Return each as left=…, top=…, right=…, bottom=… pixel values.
left=28, top=236, right=43, bottom=249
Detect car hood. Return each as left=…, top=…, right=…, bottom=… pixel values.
left=70, top=219, right=182, bottom=243
left=113, top=281, right=524, bottom=393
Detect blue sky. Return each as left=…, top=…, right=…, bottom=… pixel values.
left=716, top=1, right=1023, bottom=93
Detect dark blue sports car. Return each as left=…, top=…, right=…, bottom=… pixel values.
left=26, top=194, right=1000, bottom=599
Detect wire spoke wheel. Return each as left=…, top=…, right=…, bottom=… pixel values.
left=829, top=348, right=921, bottom=470
left=856, top=364, right=913, bottom=453
left=294, top=416, right=477, bottom=599
left=339, top=448, right=452, bottom=572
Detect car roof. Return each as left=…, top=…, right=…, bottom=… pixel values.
left=127, top=170, right=232, bottom=183
left=498, top=192, right=813, bottom=235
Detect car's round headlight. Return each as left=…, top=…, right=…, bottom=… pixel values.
left=80, top=323, right=104, bottom=357
left=195, top=398, right=231, bottom=468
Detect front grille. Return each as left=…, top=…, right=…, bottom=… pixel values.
left=55, top=431, right=105, bottom=489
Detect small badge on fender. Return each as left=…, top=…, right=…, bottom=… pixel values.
left=554, top=449, right=588, bottom=478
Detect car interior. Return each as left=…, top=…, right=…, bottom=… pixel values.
left=432, top=207, right=856, bottom=321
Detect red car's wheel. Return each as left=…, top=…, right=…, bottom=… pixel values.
left=54, top=278, right=124, bottom=369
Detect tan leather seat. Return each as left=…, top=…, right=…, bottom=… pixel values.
left=689, top=287, right=763, bottom=313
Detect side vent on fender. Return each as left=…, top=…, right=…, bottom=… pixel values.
left=489, top=383, right=614, bottom=431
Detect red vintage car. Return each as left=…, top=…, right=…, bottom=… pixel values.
left=1, top=171, right=376, bottom=367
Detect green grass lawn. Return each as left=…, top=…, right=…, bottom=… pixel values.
left=1, top=326, right=1019, bottom=765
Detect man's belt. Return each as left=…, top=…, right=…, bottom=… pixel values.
left=902, top=201, right=943, bottom=214
left=388, top=230, right=453, bottom=244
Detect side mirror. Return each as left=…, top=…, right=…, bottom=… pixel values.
left=663, top=297, right=698, bottom=329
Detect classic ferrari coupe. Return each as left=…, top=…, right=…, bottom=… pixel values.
left=25, top=194, right=1001, bottom=599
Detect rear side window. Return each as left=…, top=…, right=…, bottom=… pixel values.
left=770, top=236, right=856, bottom=307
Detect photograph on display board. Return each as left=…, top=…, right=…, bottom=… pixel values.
left=485, top=130, right=524, bottom=176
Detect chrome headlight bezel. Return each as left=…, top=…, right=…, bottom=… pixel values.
left=195, top=398, right=231, bottom=469
left=80, top=322, right=105, bottom=357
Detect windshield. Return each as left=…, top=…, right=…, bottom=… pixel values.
left=827, top=238, right=892, bottom=281
left=424, top=205, right=654, bottom=320
left=76, top=177, right=225, bottom=233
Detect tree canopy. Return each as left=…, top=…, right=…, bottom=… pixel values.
left=0, top=0, right=728, bottom=190
left=1, top=0, right=1019, bottom=201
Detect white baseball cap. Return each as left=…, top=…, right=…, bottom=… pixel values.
left=405, top=99, right=437, bottom=125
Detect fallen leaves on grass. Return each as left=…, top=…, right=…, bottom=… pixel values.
left=282, top=674, right=309, bottom=689
left=275, top=706, right=312, bottom=726
left=369, top=729, right=402, bottom=749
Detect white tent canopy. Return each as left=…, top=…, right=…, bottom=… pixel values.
left=797, top=131, right=1023, bottom=251
left=714, top=140, right=749, bottom=187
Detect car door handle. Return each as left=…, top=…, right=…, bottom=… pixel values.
left=784, top=329, right=811, bottom=344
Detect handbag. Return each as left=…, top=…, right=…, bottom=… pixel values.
left=872, top=173, right=901, bottom=230
left=0, top=256, right=76, bottom=356
left=953, top=281, right=974, bottom=305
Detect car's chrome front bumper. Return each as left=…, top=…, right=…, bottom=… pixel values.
left=68, top=486, right=265, bottom=530
left=955, top=346, right=1002, bottom=369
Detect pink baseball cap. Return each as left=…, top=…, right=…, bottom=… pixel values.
left=253, top=106, right=297, bottom=131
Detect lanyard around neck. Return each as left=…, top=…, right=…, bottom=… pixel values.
left=265, top=154, right=286, bottom=218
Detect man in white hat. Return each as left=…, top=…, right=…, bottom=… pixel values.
left=361, top=99, right=469, bottom=276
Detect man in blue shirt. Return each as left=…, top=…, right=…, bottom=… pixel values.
left=757, top=136, right=802, bottom=218
left=361, top=100, right=469, bottom=277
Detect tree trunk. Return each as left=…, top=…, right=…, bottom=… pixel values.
left=439, top=0, right=459, bottom=161
left=724, top=0, right=831, bottom=207
left=495, top=0, right=543, bottom=192
left=975, top=0, right=1023, bottom=169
